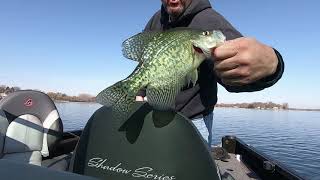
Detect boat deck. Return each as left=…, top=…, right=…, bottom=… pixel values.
left=211, top=147, right=260, bottom=180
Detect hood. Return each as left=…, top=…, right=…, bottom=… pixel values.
left=161, top=0, right=212, bottom=28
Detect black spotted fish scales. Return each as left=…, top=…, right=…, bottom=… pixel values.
left=127, top=31, right=195, bottom=109
left=96, top=28, right=226, bottom=120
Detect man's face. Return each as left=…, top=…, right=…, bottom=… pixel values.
left=161, top=0, right=192, bottom=18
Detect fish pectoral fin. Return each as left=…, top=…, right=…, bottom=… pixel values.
left=186, top=69, right=198, bottom=87
left=190, top=69, right=198, bottom=86
left=122, top=31, right=161, bottom=62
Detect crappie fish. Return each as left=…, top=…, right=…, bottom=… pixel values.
left=96, top=28, right=225, bottom=119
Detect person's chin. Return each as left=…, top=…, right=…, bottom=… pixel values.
left=167, top=6, right=183, bottom=16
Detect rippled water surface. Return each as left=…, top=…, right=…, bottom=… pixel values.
left=56, top=102, right=320, bottom=179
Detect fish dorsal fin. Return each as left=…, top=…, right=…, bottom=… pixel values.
left=122, top=31, right=161, bottom=62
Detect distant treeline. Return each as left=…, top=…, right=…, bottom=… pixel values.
left=47, top=92, right=95, bottom=102
left=216, top=102, right=289, bottom=110
left=0, top=85, right=20, bottom=94
left=2, top=85, right=319, bottom=111
left=0, top=85, right=95, bottom=102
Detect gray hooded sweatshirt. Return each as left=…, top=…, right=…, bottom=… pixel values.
left=140, top=0, right=284, bottom=119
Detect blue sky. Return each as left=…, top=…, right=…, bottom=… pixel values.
left=0, top=0, right=319, bottom=109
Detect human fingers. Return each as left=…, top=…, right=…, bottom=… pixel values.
left=212, top=40, right=238, bottom=60
left=218, top=66, right=250, bottom=80
left=214, top=56, right=240, bottom=72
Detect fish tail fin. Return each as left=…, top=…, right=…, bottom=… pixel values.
left=96, top=81, right=129, bottom=107
left=96, top=79, right=143, bottom=120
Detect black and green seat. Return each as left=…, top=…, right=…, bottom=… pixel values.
left=71, top=102, right=220, bottom=180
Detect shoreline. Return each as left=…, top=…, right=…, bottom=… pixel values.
left=54, top=100, right=96, bottom=103
left=52, top=101, right=320, bottom=112
left=215, top=106, right=320, bottom=112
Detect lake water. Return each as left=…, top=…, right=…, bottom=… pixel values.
left=56, top=102, right=320, bottom=179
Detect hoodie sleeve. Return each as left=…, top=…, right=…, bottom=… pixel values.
left=144, top=10, right=162, bottom=32
left=144, top=16, right=154, bottom=31
left=191, top=8, right=243, bottom=40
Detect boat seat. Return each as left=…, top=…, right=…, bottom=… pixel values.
left=70, top=102, right=220, bottom=180
left=0, top=90, right=63, bottom=167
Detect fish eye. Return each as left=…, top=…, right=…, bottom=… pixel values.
left=202, top=31, right=210, bottom=36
